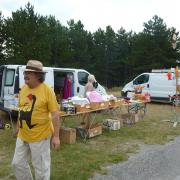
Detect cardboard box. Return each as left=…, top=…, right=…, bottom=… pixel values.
left=102, top=119, right=121, bottom=130
left=77, top=123, right=102, bottom=139
left=120, top=113, right=139, bottom=125
left=60, top=127, right=76, bottom=144
left=87, top=124, right=102, bottom=138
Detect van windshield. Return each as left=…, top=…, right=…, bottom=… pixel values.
left=133, top=74, right=149, bottom=85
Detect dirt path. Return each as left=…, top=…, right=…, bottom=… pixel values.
left=90, top=136, right=180, bottom=180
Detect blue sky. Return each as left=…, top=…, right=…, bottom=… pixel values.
left=1, top=0, right=180, bottom=33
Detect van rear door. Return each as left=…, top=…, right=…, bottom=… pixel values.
left=0, top=66, right=6, bottom=105
left=3, top=67, right=18, bottom=110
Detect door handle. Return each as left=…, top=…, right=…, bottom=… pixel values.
left=147, top=84, right=149, bottom=88
left=77, top=87, right=79, bottom=93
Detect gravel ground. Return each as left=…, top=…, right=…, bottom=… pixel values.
left=90, top=136, right=180, bottom=180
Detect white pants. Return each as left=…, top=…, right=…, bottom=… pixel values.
left=12, top=137, right=51, bottom=180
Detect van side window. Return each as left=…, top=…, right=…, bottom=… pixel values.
left=133, top=74, right=149, bottom=85
left=5, top=69, right=15, bottom=86
left=78, top=72, right=88, bottom=86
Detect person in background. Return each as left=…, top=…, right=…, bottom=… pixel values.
left=63, top=73, right=73, bottom=99
left=12, top=60, right=60, bottom=180
left=85, top=74, right=98, bottom=96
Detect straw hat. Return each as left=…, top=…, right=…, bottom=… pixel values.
left=24, top=60, right=46, bottom=73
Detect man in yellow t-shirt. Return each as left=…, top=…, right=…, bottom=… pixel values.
left=12, top=60, right=60, bottom=180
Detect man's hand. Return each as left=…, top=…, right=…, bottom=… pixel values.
left=51, top=136, right=60, bottom=150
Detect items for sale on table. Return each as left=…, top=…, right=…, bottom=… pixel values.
left=104, top=94, right=117, bottom=101
left=144, top=92, right=151, bottom=101
left=109, top=100, right=116, bottom=106
left=59, top=111, right=66, bottom=116
left=115, top=99, right=123, bottom=106
left=61, top=100, right=76, bottom=114
left=133, top=93, right=145, bottom=101
left=127, top=92, right=135, bottom=99
left=60, top=127, right=76, bottom=144
left=133, top=92, right=151, bottom=101
left=75, top=104, right=91, bottom=112
left=71, top=96, right=90, bottom=105
left=134, top=85, right=145, bottom=94
left=90, top=102, right=100, bottom=110
left=99, top=101, right=109, bottom=109
left=60, top=93, right=126, bottom=115
left=64, top=105, right=76, bottom=114
left=86, top=91, right=103, bottom=102
left=102, top=119, right=122, bottom=130
left=109, top=99, right=123, bottom=107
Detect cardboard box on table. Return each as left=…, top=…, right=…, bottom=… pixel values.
left=90, top=102, right=100, bottom=110
left=75, top=104, right=91, bottom=112
left=109, top=99, right=123, bottom=108
left=60, top=127, right=76, bottom=144
left=90, top=101, right=110, bottom=110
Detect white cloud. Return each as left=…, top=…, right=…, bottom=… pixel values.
left=1, top=0, right=180, bottom=33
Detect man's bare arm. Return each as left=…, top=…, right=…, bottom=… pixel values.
left=51, top=111, right=60, bottom=150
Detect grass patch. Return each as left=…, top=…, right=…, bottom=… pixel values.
left=1, top=103, right=180, bottom=179
left=107, top=86, right=122, bottom=97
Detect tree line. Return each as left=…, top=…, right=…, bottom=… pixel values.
left=0, top=3, right=179, bottom=87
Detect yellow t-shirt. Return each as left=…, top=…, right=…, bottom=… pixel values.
left=18, top=83, right=59, bottom=142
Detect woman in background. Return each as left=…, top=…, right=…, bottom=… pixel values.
left=85, top=74, right=98, bottom=96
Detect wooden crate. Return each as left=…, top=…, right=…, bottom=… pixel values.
left=76, top=123, right=102, bottom=139
left=60, top=127, right=76, bottom=144
left=86, top=123, right=102, bottom=138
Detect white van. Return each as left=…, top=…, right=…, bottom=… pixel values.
left=121, top=69, right=177, bottom=102
left=0, top=65, right=106, bottom=112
